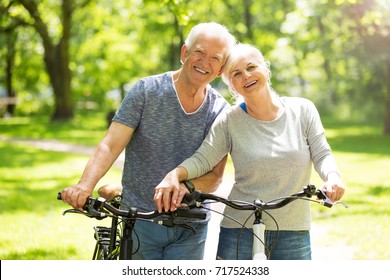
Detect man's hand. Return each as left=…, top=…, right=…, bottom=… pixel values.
left=60, top=183, right=93, bottom=211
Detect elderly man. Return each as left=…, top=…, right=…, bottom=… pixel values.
left=61, top=22, right=236, bottom=260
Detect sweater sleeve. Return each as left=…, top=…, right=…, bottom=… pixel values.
left=180, top=111, right=231, bottom=179
left=305, top=100, right=340, bottom=180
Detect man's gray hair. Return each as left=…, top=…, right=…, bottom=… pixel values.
left=184, top=22, right=236, bottom=50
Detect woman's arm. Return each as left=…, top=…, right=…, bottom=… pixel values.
left=154, top=113, right=231, bottom=212
left=306, top=100, right=346, bottom=201
left=154, top=154, right=228, bottom=213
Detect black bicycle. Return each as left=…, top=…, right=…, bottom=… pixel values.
left=57, top=185, right=207, bottom=260
left=58, top=184, right=348, bottom=260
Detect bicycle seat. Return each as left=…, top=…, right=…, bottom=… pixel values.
left=98, top=184, right=122, bottom=202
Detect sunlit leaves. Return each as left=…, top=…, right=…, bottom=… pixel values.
left=0, top=0, right=389, bottom=125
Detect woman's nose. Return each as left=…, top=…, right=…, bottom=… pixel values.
left=242, top=70, right=250, bottom=79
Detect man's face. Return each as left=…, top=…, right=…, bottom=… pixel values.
left=181, top=33, right=228, bottom=86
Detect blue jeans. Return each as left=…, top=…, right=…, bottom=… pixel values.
left=217, top=227, right=311, bottom=260
left=130, top=220, right=208, bottom=260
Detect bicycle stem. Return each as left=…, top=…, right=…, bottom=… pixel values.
left=252, top=211, right=267, bottom=260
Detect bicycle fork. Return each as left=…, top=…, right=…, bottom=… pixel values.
left=252, top=210, right=267, bottom=260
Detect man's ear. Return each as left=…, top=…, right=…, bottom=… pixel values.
left=180, top=44, right=187, bottom=64
left=217, top=55, right=229, bottom=76
left=217, top=65, right=225, bottom=77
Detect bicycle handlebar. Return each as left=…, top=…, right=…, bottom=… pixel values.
left=57, top=184, right=346, bottom=225
left=57, top=192, right=207, bottom=221
left=182, top=184, right=345, bottom=211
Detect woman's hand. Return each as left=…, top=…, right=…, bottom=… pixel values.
left=322, top=172, right=346, bottom=202
left=154, top=167, right=189, bottom=213
left=154, top=171, right=180, bottom=213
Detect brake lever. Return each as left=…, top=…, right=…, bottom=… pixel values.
left=60, top=196, right=109, bottom=220
left=61, top=207, right=109, bottom=219
left=316, top=189, right=334, bottom=208
left=84, top=198, right=110, bottom=220
left=62, top=208, right=86, bottom=216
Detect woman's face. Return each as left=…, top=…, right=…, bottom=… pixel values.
left=228, top=51, right=269, bottom=97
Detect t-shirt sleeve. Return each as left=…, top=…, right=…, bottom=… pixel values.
left=112, top=79, right=145, bottom=129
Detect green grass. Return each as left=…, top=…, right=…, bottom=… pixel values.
left=0, top=111, right=109, bottom=145
left=0, top=112, right=120, bottom=260
left=1, top=113, right=390, bottom=259
left=309, top=120, right=390, bottom=259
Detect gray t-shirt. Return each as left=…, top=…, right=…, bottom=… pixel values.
left=113, top=72, right=229, bottom=217
left=181, top=96, right=339, bottom=230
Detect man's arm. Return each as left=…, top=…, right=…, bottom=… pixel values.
left=61, top=122, right=134, bottom=209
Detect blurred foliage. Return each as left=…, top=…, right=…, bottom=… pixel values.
left=0, top=0, right=389, bottom=125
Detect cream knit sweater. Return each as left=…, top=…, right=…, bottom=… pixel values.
left=180, top=96, right=339, bottom=230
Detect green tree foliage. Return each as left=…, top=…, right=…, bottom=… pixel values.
left=0, top=0, right=389, bottom=133
left=1, top=0, right=92, bottom=120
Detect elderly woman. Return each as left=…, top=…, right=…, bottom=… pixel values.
left=154, top=43, right=346, bottom=260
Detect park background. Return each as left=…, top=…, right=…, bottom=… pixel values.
left=0, top=0, right=389, bottom=260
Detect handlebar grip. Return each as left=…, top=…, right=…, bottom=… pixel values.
left=174, top=208, right=207, bottom=220
left=57, top=191, right=91, bottom=211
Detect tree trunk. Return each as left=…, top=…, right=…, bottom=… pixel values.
left=168, top=16, right=183, bottom=70
left=20, top=0, right=74, bottom=121
left=243, top=0, right=253, bottom=40
left=45, top=41, right=73, bottom=120
left=5, top=29, right=17, bottom=116
left=384, top=59, right=390, bottom=135
left=49, top=0, right=73, bottom=120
